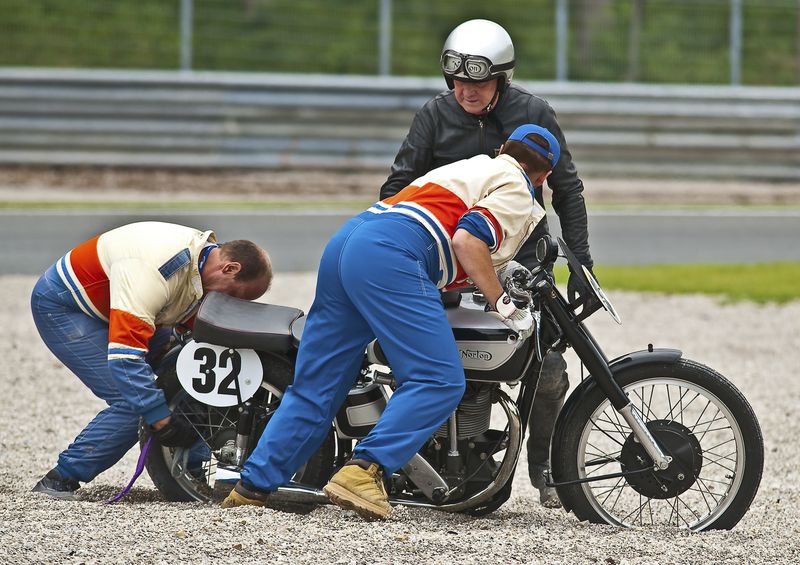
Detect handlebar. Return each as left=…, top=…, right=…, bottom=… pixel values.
left=505, top=264, right=551, bottom=308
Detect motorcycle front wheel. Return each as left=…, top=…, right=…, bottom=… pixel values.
left=552, top=358, right=763, bottom=531
left=142, top=353, right=336, bottom=503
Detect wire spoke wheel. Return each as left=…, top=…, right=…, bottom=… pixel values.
left=155, top=381, right=285, bottom=502
left=579, top=378, right=742, bottom=529
left=553, top=359, right=763, bottom=531
left=143, top=354, right=335, bottom=503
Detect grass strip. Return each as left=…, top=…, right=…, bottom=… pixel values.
left=554, top=263, right=798, bottom=304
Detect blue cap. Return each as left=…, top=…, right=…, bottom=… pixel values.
left=507, top=124, right=561, bottom=169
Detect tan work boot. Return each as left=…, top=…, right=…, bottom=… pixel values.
left=220, top=480, right=270, bottom=508
left=323, top=460, right=391, bottom=520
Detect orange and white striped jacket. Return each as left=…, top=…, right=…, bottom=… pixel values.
left=56, top=222, right=215, bottom=422
left=369, top=154, right=545, bottom=289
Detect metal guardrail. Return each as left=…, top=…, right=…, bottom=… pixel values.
left=0, top=68, right=798, bottom=180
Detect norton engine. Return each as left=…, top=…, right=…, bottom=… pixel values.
left=415, top=381, right=510, bottom=499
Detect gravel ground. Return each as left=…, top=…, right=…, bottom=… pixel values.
left=1, top=273, right=798, bottom=565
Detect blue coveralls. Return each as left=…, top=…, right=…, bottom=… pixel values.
left=241, top=212, right=466, bottom=490
left=31, top=264, right=170, bottom=483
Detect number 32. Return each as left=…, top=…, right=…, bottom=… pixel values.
left=192, top=347, right=242, bottom=396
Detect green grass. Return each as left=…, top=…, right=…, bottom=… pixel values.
left=2, top=0, right=798, bottom=85
left=554, top=263, right=799, bottom=304
left=586, top=203, right=800, bottom=213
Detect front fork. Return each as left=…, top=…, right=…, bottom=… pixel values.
left=536, top=280, right=672, bottom=471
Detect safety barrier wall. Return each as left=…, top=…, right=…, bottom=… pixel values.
left=0, top=68, right=798, bottom=180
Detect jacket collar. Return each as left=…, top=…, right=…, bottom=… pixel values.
left=496, top=154, right=536, bottom=198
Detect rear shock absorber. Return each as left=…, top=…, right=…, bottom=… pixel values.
left=233, top=401, right=254, bottom=467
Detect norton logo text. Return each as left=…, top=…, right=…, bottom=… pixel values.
left=460, top=349, right=492, bottom=361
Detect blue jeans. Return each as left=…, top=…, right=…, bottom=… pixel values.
left=31, top=265, right=169, bottom=483
left=241, top=212, right=466, bottom=491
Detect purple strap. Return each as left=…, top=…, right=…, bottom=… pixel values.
left=106, top=435, right=154, bottom=504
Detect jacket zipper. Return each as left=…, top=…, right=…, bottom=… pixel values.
left=478, top=118, right=486, bottom=154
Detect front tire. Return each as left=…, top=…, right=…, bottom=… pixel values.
left=552, top=359, right=763, bottom=531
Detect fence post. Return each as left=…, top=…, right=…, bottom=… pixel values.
left=180, top=0, right=193, bottom=71
left=627, top=0, right=644, bottom=82
left=379, top=0, right=392, bottom=75
left=555, top=0, right=568, bottom=81
left=730, top=0, right=742, bottom=85
left=796, top=0, right=800, bottom=83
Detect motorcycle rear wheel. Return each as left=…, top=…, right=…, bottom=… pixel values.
left=142, top=353, right=335, bottom=503
left=552, top=359, right=763, bottom=531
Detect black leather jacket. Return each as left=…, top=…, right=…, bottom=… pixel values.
left=380, top=84, right=593, bottom=268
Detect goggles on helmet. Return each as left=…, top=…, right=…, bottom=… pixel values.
left=441, top=49, right=514, bottom=82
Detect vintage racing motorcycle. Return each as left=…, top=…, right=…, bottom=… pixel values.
left=142, top=236, right=763, bottom=531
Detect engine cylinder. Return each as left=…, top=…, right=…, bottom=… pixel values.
left=434, top=384, right=492, bottom=439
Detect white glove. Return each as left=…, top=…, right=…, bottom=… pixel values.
left=490, top=292, right=534, bottom=344
left=496, top=261, right=533, bottom=293
left=496, top=261, right=525, bottom=288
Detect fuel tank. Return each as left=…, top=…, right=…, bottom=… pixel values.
left=446, top=291, right=533, bottom=383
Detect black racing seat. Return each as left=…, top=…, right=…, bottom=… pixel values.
left=193, top=291, right=304, bottom=353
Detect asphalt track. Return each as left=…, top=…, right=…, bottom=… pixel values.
left=1, top=209, right=798, bottom=275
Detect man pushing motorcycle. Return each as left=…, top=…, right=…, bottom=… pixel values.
left=31, top=222, right=272, bottom=499
left=222, top=124, right=560, bottom=520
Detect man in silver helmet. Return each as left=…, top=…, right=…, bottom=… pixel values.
left=380, top=19, right=595, bottom=508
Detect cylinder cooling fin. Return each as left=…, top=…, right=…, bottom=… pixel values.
left=435, top=384, right=494, bottom=439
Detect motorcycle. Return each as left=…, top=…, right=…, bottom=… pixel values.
left=142, top=235, right=763, bottom=531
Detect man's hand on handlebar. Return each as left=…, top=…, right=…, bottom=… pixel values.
left=497, top=261, right=532, bottom=289
left=488, top=292, right=534, bottom=345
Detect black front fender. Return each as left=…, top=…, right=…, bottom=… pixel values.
left=551, top=348, right=683, bottom=461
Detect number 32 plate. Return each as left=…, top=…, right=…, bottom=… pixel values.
left=176, top=341, right=263, bottom=407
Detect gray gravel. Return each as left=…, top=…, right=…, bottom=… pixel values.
left=1, top=273, right=798, bottom=564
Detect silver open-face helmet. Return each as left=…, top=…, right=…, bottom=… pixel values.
left=441, top=19, right=515, bottom=90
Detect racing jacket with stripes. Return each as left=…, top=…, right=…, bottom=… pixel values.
left=371, top=153, right=545, bottom=289
left=55, top=222, right=216, bottom=423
